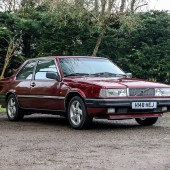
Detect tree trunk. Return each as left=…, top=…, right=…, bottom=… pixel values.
left=94, top=0, right=99, bottom=14
left=92, top=0, right=107, bottom=57
left=130, top=0, right=136, bottom=12
left=92, top=26, right=105, bottom=56
left=108, top=0, right=115, bottom=15
left=0, top=44, right=12, bottom=79
left=0, top=32, right=21, bottom=79
left=0, top=58, right=9, bottom=79
left=22, top=33, right=31, bottom=58
left=120, top=0, right=126, bottom=13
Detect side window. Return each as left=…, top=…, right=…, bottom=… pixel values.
left=16, top=61, right=37, bottom=80
left=34, top=60, right=57, bottom=80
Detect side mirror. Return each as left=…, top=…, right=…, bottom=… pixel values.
left=126, top=73, right=132, bottom=78
left=46, top=72, right=61, bottom=81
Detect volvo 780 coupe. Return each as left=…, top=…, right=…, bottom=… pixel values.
left=0, top=56, right=170, bottom=129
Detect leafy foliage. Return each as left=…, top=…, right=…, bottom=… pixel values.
left=0, top=6, right=169, bottom=84
left=99, top=11, right=170, bottom=83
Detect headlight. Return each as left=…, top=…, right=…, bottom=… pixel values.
left=99, top=88, right=127, bottom=97
left=155, top=88, right=170, bottom=96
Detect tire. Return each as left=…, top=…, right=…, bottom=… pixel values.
left=6, top=94, right=24, bottom=121
left=135, top=117, right=158, bottom=126
left=67, top=96, right=92, bottom=129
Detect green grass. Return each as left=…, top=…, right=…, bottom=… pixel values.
left=0, top=106, right=6, bottom=113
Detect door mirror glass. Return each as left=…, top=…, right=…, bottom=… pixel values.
left=46, top=72, right=61, bottom=81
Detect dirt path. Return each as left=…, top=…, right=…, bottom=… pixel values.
left=0, top=113, right=170, bottom=170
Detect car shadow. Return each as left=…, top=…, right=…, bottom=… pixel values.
left=91, top=119, right=160, bottom=130
left=1, top=113, right=164, bottom=131
left=19, top=114, right=163, bottom=131
left=22, top=115, right=69, bottom=128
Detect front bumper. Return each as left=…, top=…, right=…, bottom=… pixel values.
left=85, top=98, right=170, bottom=118
left=85, top=98, right=170, bottom=108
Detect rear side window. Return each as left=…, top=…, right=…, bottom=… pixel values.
left=34, top=60, right=57, bottom=80
left=16, top=61, right=37, bottom=80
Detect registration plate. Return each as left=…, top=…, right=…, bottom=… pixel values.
left=132, top=102, right=157, bottom=109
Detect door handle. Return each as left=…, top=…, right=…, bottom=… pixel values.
left=30, top=82, right=36, bottom=87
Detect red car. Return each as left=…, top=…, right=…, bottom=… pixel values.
left=0, top=56, right=170, bottom=129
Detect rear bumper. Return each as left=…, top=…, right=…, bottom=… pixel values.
left=85, top=98, right=170, bottom=119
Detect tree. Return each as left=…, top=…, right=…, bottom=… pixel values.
left=0, top=0, right=20, bottom=12
left=0, top=34, right=21, bottom=79
left=0, top=1, right=169, bottom=85
left=41, top=0, right=149, bottom=56
left=99, top=11, right=170, bottom=84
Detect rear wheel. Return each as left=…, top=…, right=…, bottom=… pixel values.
left=68, top=96, right=92, bottom=129
left=135, top=117, right=158, bottom=126
left=6, top=94, right=24, bottom=121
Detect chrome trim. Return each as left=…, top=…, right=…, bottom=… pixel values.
left=14, top=58, right=62, bottom=82
left=129, top=88, right=155, bottom=96
left=86, top=98, right=170, bottom=102
left=20, top=107, right=66, bottom=112
left=18, top=95, right=65, bottom=100
left=134, top=88, right=150, bottom=96
left=33, top=59, right=61, bottom=81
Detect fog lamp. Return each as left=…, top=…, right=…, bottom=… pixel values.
left=107, top=108, right=115, bottom=114
left=162, top=106, right=167, bottom=111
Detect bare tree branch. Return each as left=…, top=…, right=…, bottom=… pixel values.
left=135, top=3, right=148, bottom=11
left=130, top=0, right=136, bottom=12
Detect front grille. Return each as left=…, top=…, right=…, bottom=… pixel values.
left=129, top=88, right=155, bottom=96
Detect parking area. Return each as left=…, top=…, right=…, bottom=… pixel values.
left=0, top=112, right=170, bottom=170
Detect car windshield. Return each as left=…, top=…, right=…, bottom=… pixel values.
left=59, top=57, right=126, bottom=77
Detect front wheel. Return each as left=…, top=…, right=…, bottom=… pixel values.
left=68, top=96, right=92, bottom=129
left=6, top=94, right=24, bottom=121
left=135, top=117, right=158, bottom=126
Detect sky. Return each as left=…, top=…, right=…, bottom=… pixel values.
left=149, top=0, right=170, bottom=11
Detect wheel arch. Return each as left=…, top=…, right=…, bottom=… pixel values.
left=65, top=91, right=85, bottom=111
left=5, top=91, right=18, bottom=105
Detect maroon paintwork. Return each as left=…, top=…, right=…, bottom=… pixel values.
left=0, top=56, right=170, bottom=120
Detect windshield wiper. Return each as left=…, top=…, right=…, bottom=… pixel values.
left=64, top=73, right=90, bottom=77
left=115, top=74, right=127, bottom=77
left=91, top=72, right=126, bottom=77
left=65, top=72, right=127, bottom=77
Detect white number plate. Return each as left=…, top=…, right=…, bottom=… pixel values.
left=132, top=102, right=157, bottom=109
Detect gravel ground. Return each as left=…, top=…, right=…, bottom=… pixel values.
left=0, top=112, right=170, bottom=170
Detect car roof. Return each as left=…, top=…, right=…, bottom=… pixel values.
left=26, top=56, right=107, bottom=62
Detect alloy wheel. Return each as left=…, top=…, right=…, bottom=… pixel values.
left=70, top=100, right=83, bottom=126
left=7, top=98, right=17, bottom=118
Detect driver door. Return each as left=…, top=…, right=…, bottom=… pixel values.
left=29, top=59, right=63, bottom=110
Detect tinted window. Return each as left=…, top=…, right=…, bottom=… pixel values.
left=59, top=58, right=125, bottom=76
left=34, top=60, right=57, bottom=80
left=16, top=61, right=37, bottom=80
